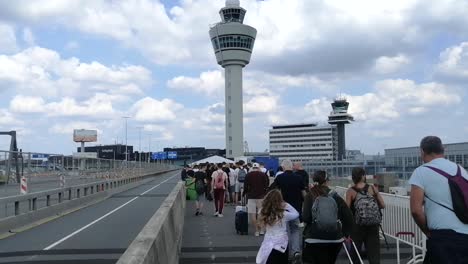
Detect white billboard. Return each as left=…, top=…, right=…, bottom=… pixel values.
left=73, top=152, right=98, bottom=159
left=73, top=129, right=98, bottom=142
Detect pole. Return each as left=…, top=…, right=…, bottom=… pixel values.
left=122, top=116, right=130, bottom=166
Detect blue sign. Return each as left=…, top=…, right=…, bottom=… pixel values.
left=152, top=152, right=167, bottom=160
left=167, top=152, right=177, bottom=159
left=32, top=154, right=49, bottom=159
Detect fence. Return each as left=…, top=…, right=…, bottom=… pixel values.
left=0, top=150, right=174, bottom=196
left=335, top=186, right=426, bottom=262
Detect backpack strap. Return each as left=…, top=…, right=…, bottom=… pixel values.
left=423, top=165, right=458, bottom=212
left=424, top=193, right=454, bottom=212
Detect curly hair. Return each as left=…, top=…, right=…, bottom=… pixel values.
left=259, top=189, right=285, bottom=227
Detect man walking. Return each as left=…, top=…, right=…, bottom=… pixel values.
left=244, top=163, right=270, bottom=236
left=410, top=136, right=468, bottom=263
left=294, top=162, right=309, bottom=192
left=270, top=159, right=307, bottom=263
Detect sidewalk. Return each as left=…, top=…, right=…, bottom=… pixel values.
left=179, top=200, right=415, bottom=264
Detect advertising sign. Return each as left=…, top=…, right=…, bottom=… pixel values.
left=73, top=129, right=98, bottom=142
left=167, top=151, right=177, bottom=159
left=73, top=152, right=98, bottom=159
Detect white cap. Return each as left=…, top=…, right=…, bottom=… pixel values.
left=252, top=163, right=260, bottom=169
left=226, top=0, right=240, bottom=7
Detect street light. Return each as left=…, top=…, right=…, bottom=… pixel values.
left=122, top=116, right=131, bottom=164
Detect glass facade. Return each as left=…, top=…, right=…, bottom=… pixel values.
left=221, top=8, right=246, bottom=23
left=211, top=35, right=254, bottom=51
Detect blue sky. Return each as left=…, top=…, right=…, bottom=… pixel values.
left=0, top=0, right=467, bottom=155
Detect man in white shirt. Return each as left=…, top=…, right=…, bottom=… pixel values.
left=409, top=136, right=468, bottom=263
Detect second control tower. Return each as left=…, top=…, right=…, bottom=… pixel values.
left=328, top=98, right=354, bottom=160
left=209, top=0, right=257, bottom=158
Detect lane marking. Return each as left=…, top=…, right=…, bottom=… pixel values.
left=43, top=174, right=178, bottom=251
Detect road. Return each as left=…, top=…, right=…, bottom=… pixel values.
left=0, top=171, right=179, bottom=264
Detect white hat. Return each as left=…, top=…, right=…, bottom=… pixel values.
left=252, top=163, right=260, bottom=168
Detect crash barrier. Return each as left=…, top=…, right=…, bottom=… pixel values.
left=0, top=168, right=179, bottom=234
left=117, top=181, right=186, bottom=264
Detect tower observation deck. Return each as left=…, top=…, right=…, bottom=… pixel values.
left=328, top=98, right=354, bottom=160
left=209, top=0, right=257, bottom=158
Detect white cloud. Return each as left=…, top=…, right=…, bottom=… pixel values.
left=0, top=23, right=17, bottom=53
left=167, top=70, right=223, bottom=96
left=0, top=46, right=152, bottom=98
left=131, top=97, right=183, bottom=122
left=244, top=95, right=279, bottom=114
left=374, top=54, right=411, bottom=74
left=436, top=42, right=468, bottom=81
left=49, top=121, right=102, bottom=135
left=0, top=109, right=21, bottom=126
left=10, top=95, right=45, bottom=113
left=2, top=0, right=467, bottom=74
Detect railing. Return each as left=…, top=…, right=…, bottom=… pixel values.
left=0, top=167, right=175, bottom=220
left=335, top=186, right=426, bottom=263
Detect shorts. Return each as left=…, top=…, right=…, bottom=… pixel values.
left=235, top=182, right=244, bottom=193
left=196, top=192, right=206, bottom=202
left=228, top=185, right=235, bottom=193
left=247, top=199, right=263, bottom=214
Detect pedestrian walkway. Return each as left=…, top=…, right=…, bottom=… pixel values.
left=180, top=201, right=415, bottom=264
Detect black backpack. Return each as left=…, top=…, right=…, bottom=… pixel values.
left=424, top=165, right=468, bottom=224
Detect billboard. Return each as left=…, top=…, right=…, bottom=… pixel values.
left=73, top=152, right=98, bottom=159
left=152, top=152, right=167, bottom=160
left=167, top=151, right=177, bottom=159
left=73, top=129, right=98, bottom=142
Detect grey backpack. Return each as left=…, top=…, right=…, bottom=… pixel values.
left=312, top=190, right=341, bottom=239
left=353, top=185, right=382, bottom=226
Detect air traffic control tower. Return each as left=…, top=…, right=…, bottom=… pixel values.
left=328, top=98, right=354, bottom=160
left=209, top=0, right=257, bottom=158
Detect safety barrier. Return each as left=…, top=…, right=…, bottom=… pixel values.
left=117, top=181, right=186, bottom=264
left=335, top=186, right=426, bottom=263
left=0, top=168, right=179, bottom=235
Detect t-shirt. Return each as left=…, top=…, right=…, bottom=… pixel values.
left=409, top=158, right=468, bottom=234
left=211, top=169, right=228, bottom=190
left=194, top=171, right=207, bottom=184
left=229, top=168, right=236, bottom=186
left=244, top=170, right=270, bottom=199
left=271, top=171, right=306, bottom=213
left=295, top=170, right=309, bottom=188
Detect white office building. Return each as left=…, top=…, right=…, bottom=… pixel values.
left=269, top=123, right=337, bottom=161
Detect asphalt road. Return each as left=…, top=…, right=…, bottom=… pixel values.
left=0, top=171, right=180, bottom=264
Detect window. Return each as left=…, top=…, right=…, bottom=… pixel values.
left=212, top=35, right=255, bottom=51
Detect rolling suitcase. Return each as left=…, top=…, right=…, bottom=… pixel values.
left=235, top=195, right=248, bottom=235
left=342, top=238, right=364, bottom=264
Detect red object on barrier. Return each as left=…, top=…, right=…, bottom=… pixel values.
left=20, top=177, right=28, bottom=194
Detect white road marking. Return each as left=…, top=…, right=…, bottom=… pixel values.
left=43, top=174, right=177, bottom=250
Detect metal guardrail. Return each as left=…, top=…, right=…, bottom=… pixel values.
left=335, top=186, right=426, bottom=262
left=0, top=167, right=177, bottom=220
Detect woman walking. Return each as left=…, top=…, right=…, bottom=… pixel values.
left=346, top=167, right=385, bottom=264
left=211, top=163, right=228, bottom=217
left=256, top=189, right=299, bottom=264
left=302, top=170, right=353, bottom=264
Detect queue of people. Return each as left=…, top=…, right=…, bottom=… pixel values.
left=182, top=135, right=468, bottom=264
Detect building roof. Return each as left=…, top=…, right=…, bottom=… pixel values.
left=271, top=123, right=318, bottom=129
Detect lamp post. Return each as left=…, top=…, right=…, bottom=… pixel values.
left=122, top=116, right=131, bottom=165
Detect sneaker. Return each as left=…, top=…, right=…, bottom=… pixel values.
left=199, top=212, right=203, bottom=216
left=218, top=214, right=224, bottom=217
left=298, top=222, right=305, bottom=228
left=195, top=211, right=199, bottom=216
left=255, top=232, right=260, bottom=237
left=214, top=212, right=219, bottom=217
left=259, top=231, right=265, bottom=236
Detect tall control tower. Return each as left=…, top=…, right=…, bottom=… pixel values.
left=209, top=0, right=257, bottom=158
left=328, top=98, right=354, bottom=160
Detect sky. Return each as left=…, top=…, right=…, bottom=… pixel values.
left=0, top=0, right=467, bottom=155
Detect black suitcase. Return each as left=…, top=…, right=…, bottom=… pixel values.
left=235, top=196, right=248, bottom=235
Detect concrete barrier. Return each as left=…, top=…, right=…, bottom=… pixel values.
left=117, top=181, right=186, bottom=264
left=0, top=169, right=179, bottom=235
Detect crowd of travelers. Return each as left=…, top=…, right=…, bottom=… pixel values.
left=181, top=136, right=468, bottom=264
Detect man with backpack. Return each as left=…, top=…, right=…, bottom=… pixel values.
left=346, top=167, right=385, bottom=264
left=409, top=136, right=468, bottom=263
left=303, top=170, right=353, bottom=263
left=235, top=161, right=248, bottom=205
left=194, top=166, right=208, bottom=216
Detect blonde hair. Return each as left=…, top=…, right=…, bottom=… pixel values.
left=259, top=190, right=285, bottom=227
